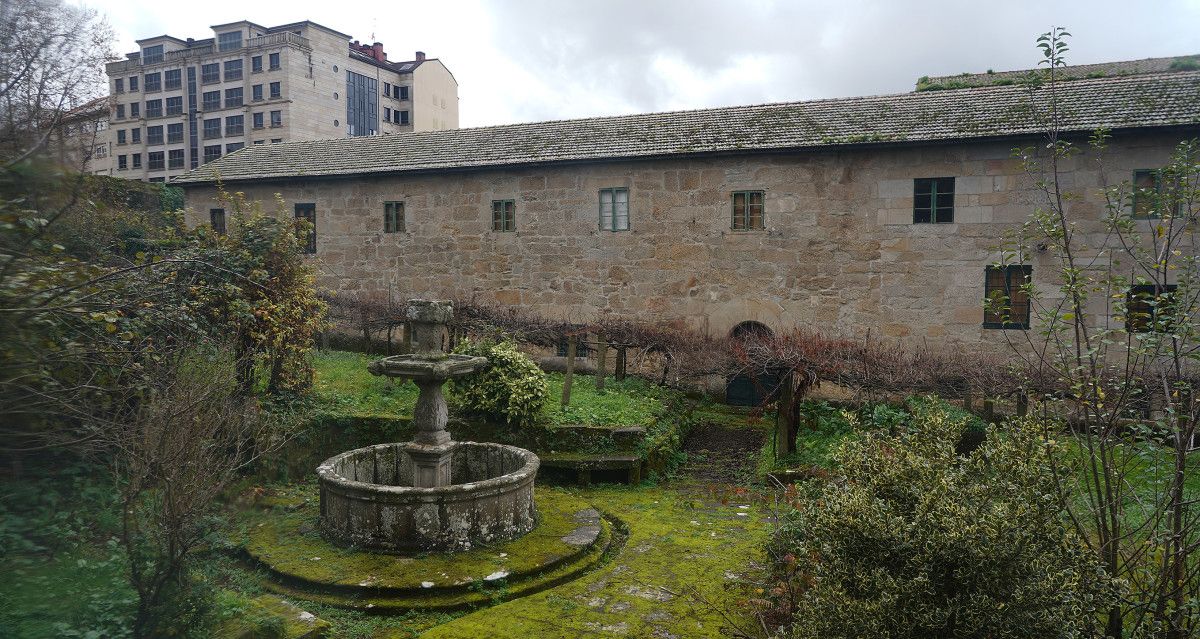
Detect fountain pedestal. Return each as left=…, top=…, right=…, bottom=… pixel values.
left=320, top=299, right=540, bottom=551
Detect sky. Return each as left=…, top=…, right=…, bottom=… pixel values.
left=84, top=0, right=1200, bottom=128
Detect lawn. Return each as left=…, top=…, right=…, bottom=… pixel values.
left=312, top=350, right=680, bottom=428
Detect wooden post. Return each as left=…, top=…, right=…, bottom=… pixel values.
left=982, top=398, right=995, bottom=424
left=595, top=335, right=608, bottom=391
left=615, top=347, right=627, bottom=381
left=963, top=387, right=974, bottom=415
left=561, top=335, right=576, bottom=409
left=1016, top=391, right=1029, bottom=417
left=775, top=373, right=796, bottom=458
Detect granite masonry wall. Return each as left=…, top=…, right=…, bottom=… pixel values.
left=182, top=130, right=1189, bottom=349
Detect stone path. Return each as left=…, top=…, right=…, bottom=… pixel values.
left=680, top=410, right=767, bottom=485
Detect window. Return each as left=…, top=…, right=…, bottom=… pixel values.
left=252, top=112, right=264, bottom=129
left=115, top=78, right=124, bottom=94
left=268, top=52, right=280, bottom=70
left=203, top=118, right=221, bottom=139
left=1132, top=169, right=1169, bottom=219
left=731, top=191, right=765, bottom=230
left=225, top=142, right=244, bottom=153
left=491, top=200, right=515, bottom=232
left=217, top=31, right=242, bottom=52
left=384, top=107, right=391, bottom=122
left=556, top=335, right=592, bottom=358
left=384, top=201, right=405, bottom=233
left=225, top=87, right=243, bottom=108
left=345, top=70, right=378, bottom=137
left=147, top=151, right=164, bottom=170
left=983, top=265, right=1032, bottom=329
left=1126, top=284, right=1178, bottom=333
left=166, top=96, right=183, bottom=116
left=599, top=188, right=630, bottom=231
left=210, top=208, right=227, bottom=235
left=252, top=55, right=263, bottom=73
left=144, top=72, right=161, bottom=92
left=129, top=102, right=140, bottom=118
left=164, top=69, right=181, bottom=90
left=117, top=154, right=127, bottom=170
left=146, top=125, right=163, bottom=145
left=269, top=81, right=281, bottom=99
left=148, top=177, right=165, bottom=183
left=115, top=104, right=125, bottom=120
left=201, top=63, right=219, bottom=84
left=914, top=177, right=955, bottom=223
left=130, top=128, right=141, bottom=144
left=167, top=123, right=183, bottom=143
left=168, top=149, right=184, bottom=169
left=225, top=115, right=244, bottom=136
left=224, top=59, right=242, bottom=81
left=270, top=138, right=282, bottom=143
left=131, top=153, right=141, bottom=169
left=203, top=145, right=221, bottom=163
left=145, top=99, right=162, bottom=118
left=253, top=140, right=264, bottom=145
left=398, top=85, right=409, bottom=100
left=295, top=203, right=316, bottom=254
left=92, top=145, right=106, bottom=159
left=116, top=129, right=127, bottom=145
left=398, top=110, right=409, bottom=125
left=128, top=76, right=139, bottom=92
left=252, top=84, right=263, bottom=101
left=202, top=91, right=220, bottom=111
left=142, top=45, right=163, bottom=64
left=269, top=110, right=281, bottom=127
left=383, top=82, right=391, bottom=97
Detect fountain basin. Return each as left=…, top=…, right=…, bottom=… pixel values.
left=367, top=353, right=488, bottom=382
left=318, top=441, right=538, bottom=552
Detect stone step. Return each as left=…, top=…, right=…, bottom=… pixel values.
left=539, top=453, right=643, bottom=485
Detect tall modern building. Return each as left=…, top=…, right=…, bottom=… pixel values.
left=102, top=20, right=458, bottom=182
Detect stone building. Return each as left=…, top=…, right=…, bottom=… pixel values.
left=103, top=20, right=458, bottom=182
left=49, top=97, right=112, bottom=174
left=175, top=59, right=1200, bottom=349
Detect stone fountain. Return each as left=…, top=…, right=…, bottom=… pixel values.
left=317, top=300, right=539, bottom=552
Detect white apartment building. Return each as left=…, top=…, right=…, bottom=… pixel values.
left=102, top=20, right=458, bottom=182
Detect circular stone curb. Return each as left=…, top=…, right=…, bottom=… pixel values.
left=244, top=487, right=606, bottom=596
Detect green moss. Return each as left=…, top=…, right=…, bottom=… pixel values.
left=421, top=484, right=769, bottom=638
left=241, top=487, right=601, bottom=592
left=215, top=594, right=332, bottom=638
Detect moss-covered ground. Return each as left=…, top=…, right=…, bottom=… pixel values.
left=422, top=483, right=769, bottom=638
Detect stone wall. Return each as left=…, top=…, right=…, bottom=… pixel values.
left=182, top=130, right=1188, bottom=348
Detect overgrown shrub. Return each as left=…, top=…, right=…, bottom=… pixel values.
left=767, top=401, right=1113, bottom=638
left=448, top=340, right=549, bottom=426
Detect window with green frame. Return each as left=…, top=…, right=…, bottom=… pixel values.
left=914, top=177, right=955, bottom=223
left=1132, top=169, right=1162, bottom=218
left=491, top=200, right=515, bottom=231
left=983, top=265, right=1032, bottom=329
left=384, top=201, right=405, bottom=233
left=1126, top=283, right=1177, bottom=333
left=599, top=188, right=629, bottom=231
left=294, top=203, right=316, bottom=254
left=731, top=191, right=765, bottom=230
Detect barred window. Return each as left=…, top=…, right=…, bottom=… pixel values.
left=984, top=265, right=1032, bottom=329
left=731, top=191, right=765, bottom=230
left=599, top=188, right=630, bottom=232
left=384, top=201, right=405, bottom=233
left=491, top=200, right=515, bottom=232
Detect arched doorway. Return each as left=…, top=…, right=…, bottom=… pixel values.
left=725, top=321, right=780, bottom=406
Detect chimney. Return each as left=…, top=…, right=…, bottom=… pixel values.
left=415, top=51, right=426, bottom=62
left=372, top=42, right=385, bottom=62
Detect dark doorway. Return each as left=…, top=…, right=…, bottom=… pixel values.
left=725, top=321, right=780, bottom=406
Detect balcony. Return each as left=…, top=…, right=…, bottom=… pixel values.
left=105, top=32, right=311, bottom=74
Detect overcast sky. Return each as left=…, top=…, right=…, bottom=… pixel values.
left=85, top=0, right=1198, bottom=128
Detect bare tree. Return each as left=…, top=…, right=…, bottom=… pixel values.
left=0, top=0, right=114, bottom=165
left=107, top=348, right=280, bottom=638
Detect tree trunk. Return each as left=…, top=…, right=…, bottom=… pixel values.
left=595, top=335, right=608, bottom=391
left=561, top=335, right=576, bottom=409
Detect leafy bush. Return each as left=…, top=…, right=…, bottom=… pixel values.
left=448, top=340, right=548, bottom=426
left=768, top=402, right=1113, bottom=638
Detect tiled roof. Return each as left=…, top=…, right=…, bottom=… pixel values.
left=174, top=71, right=1200, bottom=185
left=920, top=54, right=1199, bottom=89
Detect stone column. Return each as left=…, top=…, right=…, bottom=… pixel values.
left=406, top=300, right=455, bottom=487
